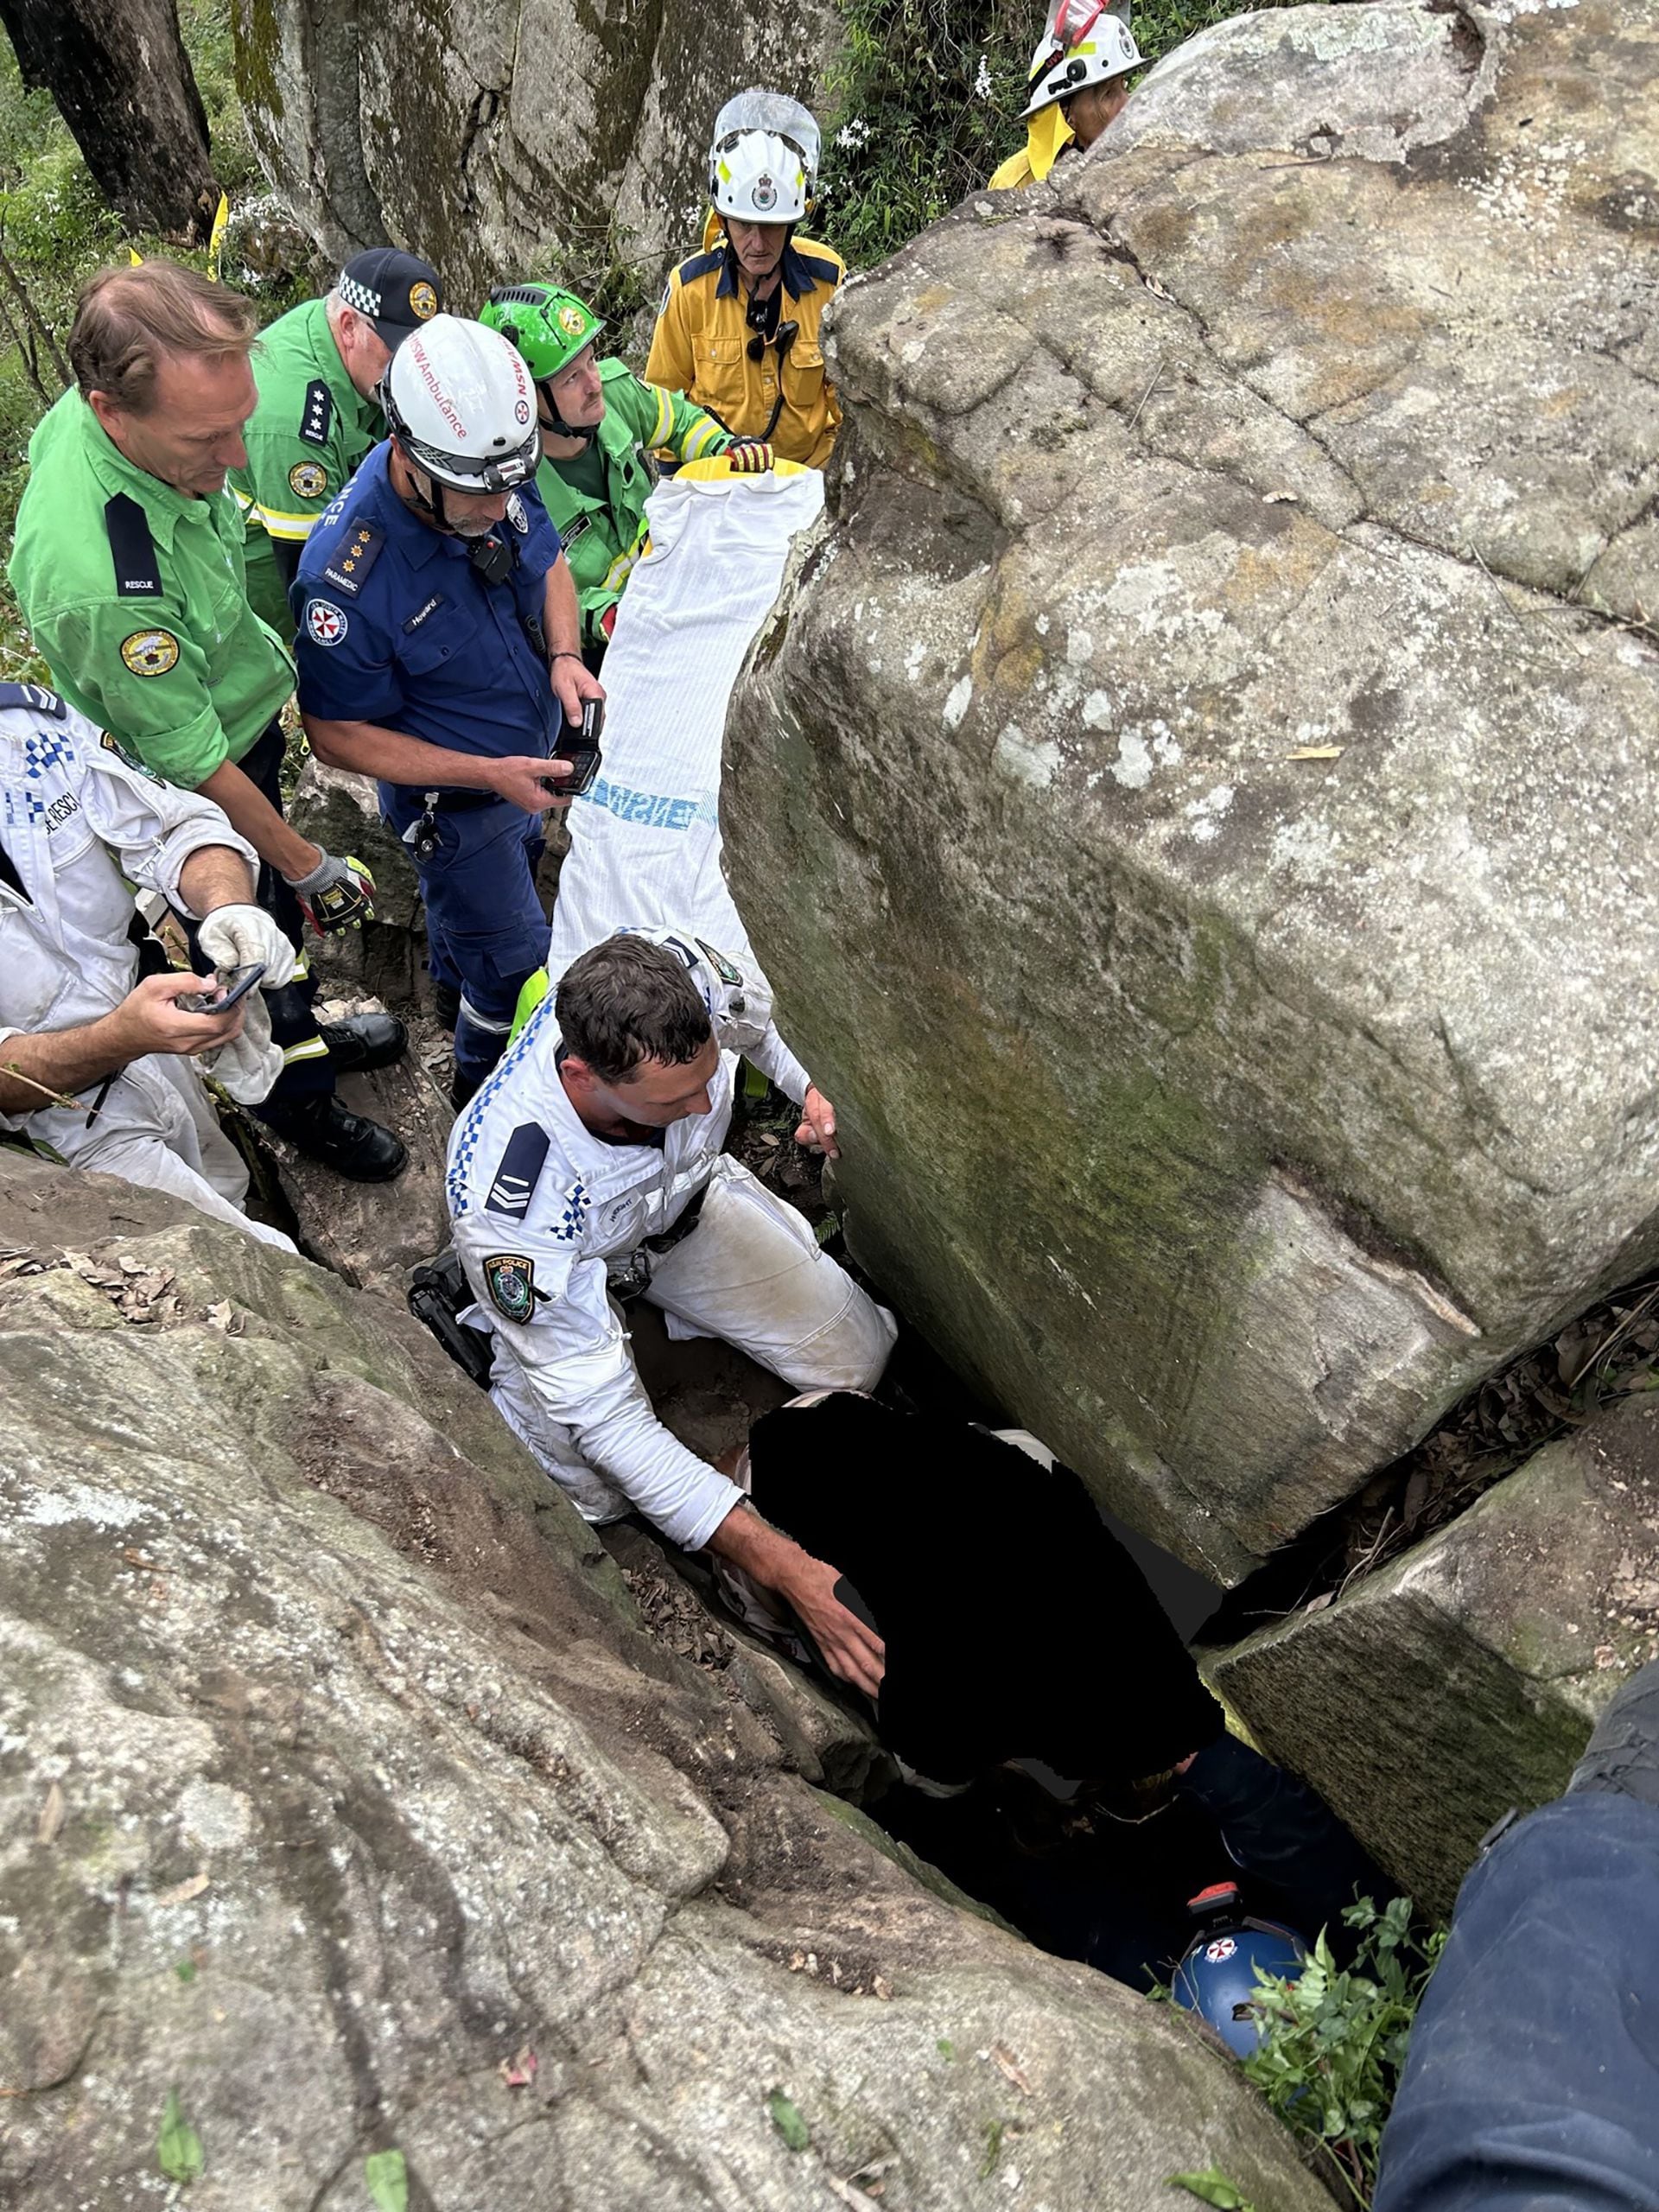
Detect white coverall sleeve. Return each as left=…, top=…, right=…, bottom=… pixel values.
left=454, top=1211, right=744, bottom=1553
left=658, top=929, right=810, bottom=1105
left=70, top=716, right=257, bottom=916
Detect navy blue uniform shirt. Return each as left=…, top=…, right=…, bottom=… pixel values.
left=292, top=442, right=564, bottom=767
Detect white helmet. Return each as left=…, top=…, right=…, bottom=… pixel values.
left=709, top=130, right=810, bottom=224
left=381, top=313, right=540, bottom=493
left=710, top=87, right=821, bottom=194
left=1020, top=0, right=1143, bottom=120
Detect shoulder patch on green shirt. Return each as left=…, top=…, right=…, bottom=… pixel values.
left=320, top=523, right=384, bottom=599
left=299, top=379, right=334, bottom=448
left=289, top=458, right=330, bottom=499
left=104, top=493, right=163, bottom=598
left=119, top=629, right=180, bottom=677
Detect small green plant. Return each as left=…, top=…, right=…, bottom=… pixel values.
left=364, top=2147, right=409, bottom=2211
left=1244, top=1896, right=1445, bottom=2207
left=766, top=2088, right=811, bottom=2152
left=1167, top=2171, right=1256, bottom=2211
left=157, top=2087, right=205, bottom=2184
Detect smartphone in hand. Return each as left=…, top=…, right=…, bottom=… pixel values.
left=548, top=698, right=604, bottom=799
left=177, top=961, right=267, bottom=1014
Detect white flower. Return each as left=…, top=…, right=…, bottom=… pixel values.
left=975, top=54, right=994, bottom=99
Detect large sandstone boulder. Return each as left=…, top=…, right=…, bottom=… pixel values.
left=0, top=1152, right=1325, bottom=2210
left=1205, top=1392, right=1659, bottom=1916
left=724, top=0, right=1659, bottom=1582
left=232, top=0, right=841, bottom=301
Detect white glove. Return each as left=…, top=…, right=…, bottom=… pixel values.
left=198, top=903, right=302, bottom=988
left=200, top=987, right=283, bottom=1105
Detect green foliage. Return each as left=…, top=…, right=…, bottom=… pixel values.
left=157, top=2088, right=205, bottom=2185
left=817, top=0, right=1301, bottom=269
left=1167, top=2171, right=1257, bottom=2210
left=1240, top=1897, right=1446, bottom=2209
left=766, top=2088, right=811, bottom=2152
left=364, top=2148, right=409, bottom=2211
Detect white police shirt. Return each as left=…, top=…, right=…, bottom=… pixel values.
left=446, top=927, right=809, bottom=1550
left=0, top=683, right=257, bottom=1145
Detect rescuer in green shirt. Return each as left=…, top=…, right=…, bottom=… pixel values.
left=480, top=283, right=772, bottom=658
left=8, top=258, right=407, bottom=1180
left=231, top=247, right=443, bottom=636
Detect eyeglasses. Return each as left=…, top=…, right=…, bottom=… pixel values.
left=747, top=320, right=799, bottom=364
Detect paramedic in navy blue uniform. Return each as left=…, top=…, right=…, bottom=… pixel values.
left=293, top=315, right=604, bottom=1103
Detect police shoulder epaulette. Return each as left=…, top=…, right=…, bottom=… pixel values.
left=677, top=248, right=726, bottom=286
left=320, top=520, right=385, bottom=599
left=104, top=493, right=164, bottom=598
left=0, top=681, right=65, bottom=717
left=300, top=378, right=335, bottom=448
left=485, top=1123, right=552, bottom=1217
left=793, top=250, right=843, bottom=290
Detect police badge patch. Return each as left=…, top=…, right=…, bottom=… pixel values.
left=289, top=459, right=329, bottom=499
left=482, top=1252, right=537, bottom=1324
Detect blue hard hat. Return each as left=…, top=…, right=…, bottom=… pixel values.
left=1171, top=1887, right=1308, bottom=2059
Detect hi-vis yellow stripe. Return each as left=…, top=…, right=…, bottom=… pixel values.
left=253, top=505, right=319, bottom=543
left=282, top=1035, right=328, bottom=1065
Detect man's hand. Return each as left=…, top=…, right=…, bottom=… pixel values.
left=550, top=652, right=605, bottom=728
left=282, top=849, right=377, bottom=934
left=725, top=440, right=774, bottom=474
left=781, top=1553, right=887, bottom=1699
left=487, top=754, right=572, bottom=815
left=198, top=902, right=302, bottom=988
left=110, top=973, right=247, bottom=1061
left=795, top=1084, right=840, bottom=1160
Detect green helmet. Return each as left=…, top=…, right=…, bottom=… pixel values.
left=481, top=283, right=604, bottom=385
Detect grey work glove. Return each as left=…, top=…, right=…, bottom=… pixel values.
left=281, top=849, right=378, bottom=934
left=197, top=902, right=302, bottom=988
left=201, top=986, right=283, bottom=1104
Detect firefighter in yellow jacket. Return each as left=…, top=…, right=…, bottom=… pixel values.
left=646, top=91, right=844, bottom=470
left=989, top=1, right=1143, bottom=190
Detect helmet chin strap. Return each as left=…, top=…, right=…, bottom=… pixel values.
left=537, top=382, right=596, bottom=448
left=395, top=443, right=457, bottom=532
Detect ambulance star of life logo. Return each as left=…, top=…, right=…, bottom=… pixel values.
left=305, top=598, right=348, bottom=647
left=1205, top=1936, right=1238, bottom=1963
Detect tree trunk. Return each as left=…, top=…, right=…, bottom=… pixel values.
left=0, top=0, right=218, bottom=241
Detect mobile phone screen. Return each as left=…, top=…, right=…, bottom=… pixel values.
left=179, top=961, right=267, bottom=1014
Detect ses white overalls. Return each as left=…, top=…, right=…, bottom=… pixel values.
left=0, top=683, right=293, bottom=1250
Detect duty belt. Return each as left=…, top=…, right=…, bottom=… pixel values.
left=402, top=780, right=524, bottom=863
left=606, top=1185, right=709, bottom=1302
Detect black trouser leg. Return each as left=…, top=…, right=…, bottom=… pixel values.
left=180, top=717, right=334, bottom=1106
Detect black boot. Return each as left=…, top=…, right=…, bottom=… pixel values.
left=430, top=982, right=461, bottom=1031
left=1567, top=1657, right=1659, bottom=1808
left=261, top=1093, right=407, bottom=1180
left=1178, top=1733, right=1387, bottom=1936
left=319, top=1012, right=408, bottom=1073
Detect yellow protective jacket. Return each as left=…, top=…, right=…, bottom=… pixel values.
left=988, top=106, right=1077, bottom=190
left=645, top=232, right=844, bottom=470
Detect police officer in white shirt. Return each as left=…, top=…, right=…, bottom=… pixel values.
left=0, top=681, right=300, bottom=1248
left=447, top=926, right=897, bottom=1690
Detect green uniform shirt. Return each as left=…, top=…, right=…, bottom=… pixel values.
left=534, top=359, right=729, bottom=647
left=230, top=296, right=382, bottom=635
left=8, top=389, right=295, bottom=788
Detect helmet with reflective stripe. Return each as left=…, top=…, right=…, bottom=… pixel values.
left=480, top=284, right=605, bottom=387
left=1020, top=0, right=1143, bottom=119
left=709, top=130, right=810, bottom=224
left=380, top=314, right=540, bottom=493
left=710, top=87, right=820, bottom=200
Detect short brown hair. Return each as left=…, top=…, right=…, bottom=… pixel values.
left=556, top=935, right=713, bottom=1084
left=69, top=261, right=258, bottom=413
